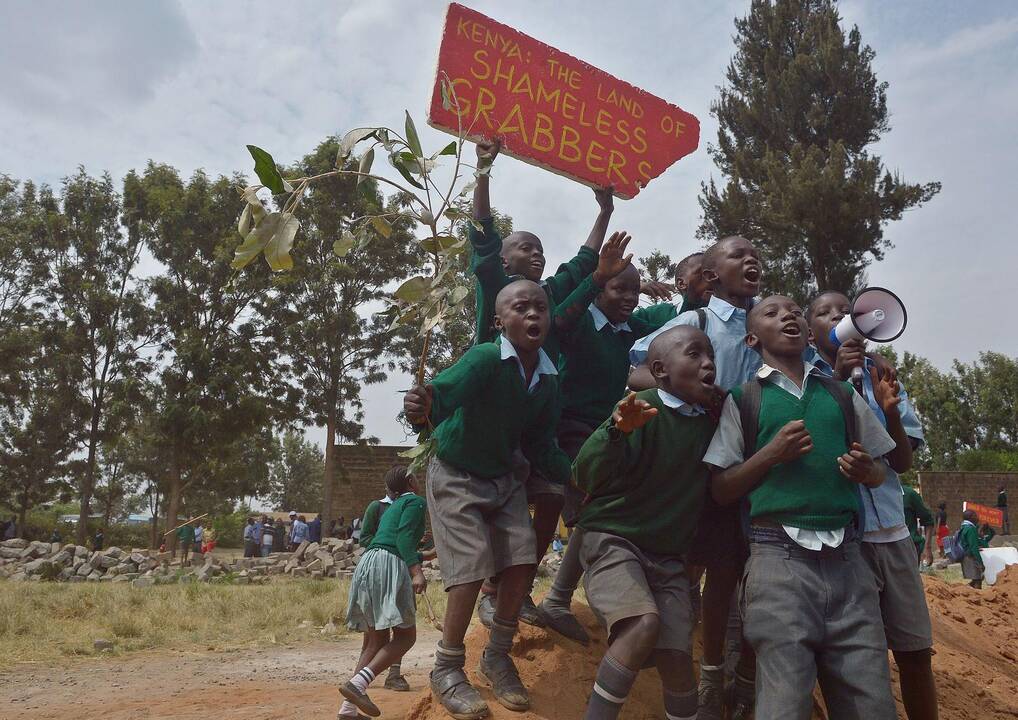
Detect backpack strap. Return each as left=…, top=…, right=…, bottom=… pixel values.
left=733, top=379, right=763, bottom=458
left=814, top=375, right=858, bottom=448
left=695, top=308, right=707, bottom=331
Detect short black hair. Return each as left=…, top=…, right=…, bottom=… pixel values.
left=674, top=252, right=703, bottom=281
left=384, top=465, right=412, bottom=496
left=805, top=290, right=849, bottom=322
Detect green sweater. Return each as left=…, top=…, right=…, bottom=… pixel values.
left=555, top=274, right=677, bottom=428
left=358, top=500, right=386, bottom=548
left=958, top=521, right=994, bottom=561
left=368, top=493, right=427, bottom=567
left=734, top=380, right=859, bottom=531
left=469, top=217, right=598, bottom=364
left=574, top=389, right=715, bottom=555
left=425, top=342, right=570, bottom=484
left=903, top=486, right=933, bottom=548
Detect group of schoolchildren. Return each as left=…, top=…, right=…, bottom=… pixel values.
left=337, top=138, right=946, bottom=720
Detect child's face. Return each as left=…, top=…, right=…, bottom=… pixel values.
left=596, top=265, right=641, bottom=325
left=676, top=257, right=711, bottom=302
left=651, top=329, right=717, bottom=407
left=501, top=232, right=546, bottom=282
left=705, top=237, right=761, bottom=299
left=494, top=281, right=550, bottom=353
left=806, top=292, right=851, bottom=358
left=747, top=296, right=808, bottom=360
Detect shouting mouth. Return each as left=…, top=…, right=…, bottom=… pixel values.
left=744, top=266, right=761, bottom=284
left=525, top=324, right=543, bottom=340
left=700, top=370, right=717, bottom=387
left=781, top=322, right=802, bottom=338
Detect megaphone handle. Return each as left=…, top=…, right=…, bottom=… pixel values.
left=851, top=366, right=865, bottom=394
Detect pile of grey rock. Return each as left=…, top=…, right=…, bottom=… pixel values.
left=0, top=536, right=384, bottom=586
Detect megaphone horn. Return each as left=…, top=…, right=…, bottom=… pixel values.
left=828, top=287, right=908, bottom=347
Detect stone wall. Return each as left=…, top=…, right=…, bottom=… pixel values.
left=330, top=444, right=415, bottom=524
left=917, top=471, right=1015, bottom=519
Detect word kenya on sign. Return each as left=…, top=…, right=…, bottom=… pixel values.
left=428, top=3, right=700, bottom=199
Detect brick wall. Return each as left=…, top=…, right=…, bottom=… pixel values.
left=329, top=444, right=416, bottom=524
left=917, top=471, right=1014, bottom=520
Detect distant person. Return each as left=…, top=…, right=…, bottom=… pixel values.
left=286, top=511, right=298, bottom=549
left=329, top=518, right=340, bottom=538
left=935, top=502, right=949, bottom=558
left=959, top=510, right=995, bottom=589
left=176, top=521, right=194, bottom=564
left=290, top=513, right=309, bottom=551
left=309, top=513, right=322, bottom=544
left=260, top=518, right=275, bottom=557
left=49, top=528, right=62, bottom=544
left=903, top=485, right=935, bottom=566
left=350, top=515, right=363, bottom=543
left=337, top=515, right=348, bottom=540
left=202, top=525, right=216, bottom=554
left=253, top=515, right=265, bottom=549
left=92, top=527, right=105, bottom=552
left=273, top=516, right=286, bottom=553
left=243, top=518, right=257, bottom=557
left=997, top=485, right=1009, bottom=535
left=4, top=517, right=17, bottom=540
left=193, top=521, right=204, bottom=556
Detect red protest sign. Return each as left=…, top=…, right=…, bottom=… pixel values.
left=427, top=3, right=700, bottom=199
left=964, top=501, right=1005, bottom=530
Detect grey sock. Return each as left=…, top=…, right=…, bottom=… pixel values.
left=483, top=616, right=517, bottom=660
left=585, top=652, right=636, bottom=720
left=544, top=528, right=585, bottom=611
left=434, top=641, right=466, bottom=673
left=663, top=687, right=697, bottom=719
left=699, top=664, right=723, bottom=689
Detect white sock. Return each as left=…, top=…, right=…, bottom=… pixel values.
left=338, top=700, right=359, bottom=716
left=350, top=666, right=376, bottom=693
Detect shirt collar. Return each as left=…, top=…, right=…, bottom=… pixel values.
left=706, top=294, right=753, bottom=322
left=656, top=389, right=705, bottom=416
left=500, top=336, right=557, bottom=392
left=757, top=361, right=820, bottom=388
left=588, top=303, right=631, bottom=333
left=379, top=495, right=393, bottom=504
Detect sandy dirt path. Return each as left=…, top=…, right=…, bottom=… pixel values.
left=0, top=628, right=442, bottom=720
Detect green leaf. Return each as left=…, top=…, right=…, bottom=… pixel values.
left=237, top=204, right=253, bottom=236
left=394, top=276, right=431, bottom=302
left=376, top=128, right=396, bottom=152
left=419, top=235, right=460, bottom=253
left=370, top=216, right=392, bottom=238
left=449, top=285, right=470, bottom=305
left=246, top=145, right=286, bottom=194
left=338, top=128, right=376, bottom=164
left=357, top=148, right=374, bottom=184
left=388, top=152, right=425, bottom=190
left=438, top=141, right=457, bottom=156
left=400, top=436, right=435, bottom=459
left=397, top=151, right=435, bottom=176
left=264, top=213, right=299, bottom=271
left=232, top=212, right=281, bottom=270
left=332, top=230, right=355, bottom=258
left=404, top=111, right=423, bottom=157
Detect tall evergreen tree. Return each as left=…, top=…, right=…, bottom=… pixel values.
left=699, top=0, right=941, bottom=300
left=267, top=430, right=324, bottom=513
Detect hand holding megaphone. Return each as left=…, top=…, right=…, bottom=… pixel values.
left=827, top=287, right=908, bottom=393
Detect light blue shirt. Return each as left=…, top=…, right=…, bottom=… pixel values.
left=809, top=349, right=925, bottom=540
left=588, top=304, right=632, bottom=333
left=500, top=335, right=558, bottom=393
left=290, top=519, right=309, bottom=544
left=656, top=388, right=705, bottom=416
left=630, top=295, right=761, bottom=392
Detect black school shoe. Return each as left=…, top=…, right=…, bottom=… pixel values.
left=476, top=592, right=496, bottom=628
left=518, top=594, right=546, bottom=628
left=339, top=681, right=381, bottom=718
left=383, top=671, right=410, bottom=691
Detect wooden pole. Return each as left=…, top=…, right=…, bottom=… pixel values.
left=162, top=513, right=208, bottom=537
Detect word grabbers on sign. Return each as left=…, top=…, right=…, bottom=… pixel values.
left=427, top=3, right=700, bottom=199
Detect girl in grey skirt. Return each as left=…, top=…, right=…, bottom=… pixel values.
left=338, top=467, right=429, bottom=719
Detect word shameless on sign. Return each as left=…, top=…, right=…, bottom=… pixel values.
left=427, top=3, right=700, bottom=199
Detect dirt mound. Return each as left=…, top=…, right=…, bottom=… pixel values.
left=409, top=568, right=1018, bottom=720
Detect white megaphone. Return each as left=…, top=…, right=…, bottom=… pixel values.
left=828, top=287, right=907, bottom=392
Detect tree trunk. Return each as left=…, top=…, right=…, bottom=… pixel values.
left=17, top=503, right=27, bottom=540
left=76, top=407, right=102, bottom=545
left=322, top=408, right=337, bottom=526
left=164, top=456, right=183, bottom=554
left=148, top=490, right=161, bottom=550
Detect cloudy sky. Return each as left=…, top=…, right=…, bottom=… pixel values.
left=2, top=1, right=1016, bottom=447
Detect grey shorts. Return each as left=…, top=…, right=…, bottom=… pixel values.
left=579, top=530, right=693, bottom=654
left=556, top=418, right=597, bottom=525
left=426, top=456, right=536, bottom=590
left=862, top=538, right=934, bottom=651
left=962, top=554, right=984, bottom=581
left=742, top=539, right=895, bottom=720
left=511, top=448, right=563, bottom=501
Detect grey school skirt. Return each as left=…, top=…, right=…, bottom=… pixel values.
left=345, top=547, right=416, bottom=632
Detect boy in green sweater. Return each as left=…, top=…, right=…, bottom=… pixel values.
left=903, top=484, right=935, bottom=566
left=538, top=243, right=681, bottom=644
left=705, top=295, right=898, bottom=720
left=574, top=325, right=718, bottom=720
left=404, top=279, right=571, bottom=719
left=959, top=509, right=995, bottom=589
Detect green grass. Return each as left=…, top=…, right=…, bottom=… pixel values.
left=0, top=577, right=462, bottom=669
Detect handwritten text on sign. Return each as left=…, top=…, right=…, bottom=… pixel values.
left=964, top=501, right=1005, bottom=530
left=427, top=4, right=700, bottom=199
